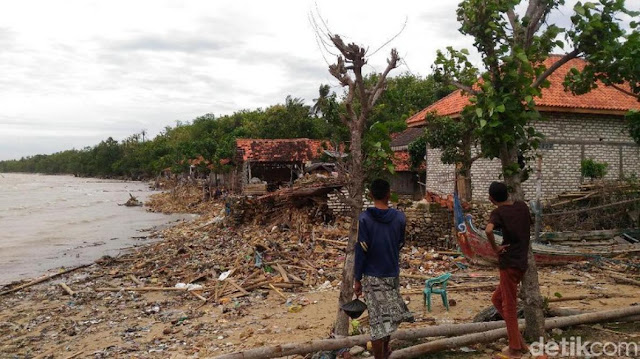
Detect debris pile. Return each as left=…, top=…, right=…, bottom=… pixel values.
left=120, top=193, right=143, bottom=207
left=1, top=182, right=638, bottom=358
left=543, top=180, right=640, bottom=231
left=146, top=183, right=213, bottom=214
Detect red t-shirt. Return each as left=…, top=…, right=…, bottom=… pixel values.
left=489, top=201, right=532, bottom=271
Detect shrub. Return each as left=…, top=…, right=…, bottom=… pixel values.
left=581, top=158, right=608, bottom=180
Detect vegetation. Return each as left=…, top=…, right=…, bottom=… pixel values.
left=428, top=0, right=637, bottom=340
left=581, top=158, right=609, bottom=180
left=0, top=74, right=449, bottom=179
left=408, top=112, right=481, bottom=201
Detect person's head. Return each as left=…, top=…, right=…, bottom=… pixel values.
left=488, top=181, right=509, bottom=204
left=370, top=179, right=391, bottom=202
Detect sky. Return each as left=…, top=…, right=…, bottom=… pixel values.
left=0, top=0, right=635, bottom=160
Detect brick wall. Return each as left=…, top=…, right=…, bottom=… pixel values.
left=327, top=188, right=374, bottom=216
left=425, top=112, right=639, bottom=200
left=425, top=148, right=455, bottom=195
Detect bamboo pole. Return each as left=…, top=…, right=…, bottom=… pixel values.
left=59, top=283, right=75, bottom=296
left=212, top=306, right=640, bottom=359
left=607, top=273, right=640, bottom=287
left=129, top=274, right=144, bottom=286
left=390, top=305, right=640, bottom=359
left=212, top=321, right=513, bottom=359
left=94, top=286, right=210, bottom=292
left=0, top=264, right=91, bottom=296
left=275, top=263, right=290, bottom=283
left=268, top=284, right=287, bottom=300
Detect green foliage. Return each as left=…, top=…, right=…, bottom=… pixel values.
left=563, top=3, right=640, bottom=98
left=0, top=73, right=450, bottom=180
left=408, top=134, right=427, bottom=170
left=581, top=158, right=608, bottom=179
left=627, top=110, right=640, bottom=145
left=432, top=0, right=632, bottom=190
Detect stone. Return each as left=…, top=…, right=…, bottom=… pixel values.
left=349, top=346, right=365, bottom=356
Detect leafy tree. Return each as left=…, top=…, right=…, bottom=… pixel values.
left=581, top=158, right=608, bottom=179
left=325, top=33, right=400, bottom=336
left=409, top=112, right=481, bottom=201
left=432, top=0, right=636, bottom=339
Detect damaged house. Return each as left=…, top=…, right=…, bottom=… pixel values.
left=234, top=138, right=331, bottom=194
left=392, top=55, right=640, bottom=201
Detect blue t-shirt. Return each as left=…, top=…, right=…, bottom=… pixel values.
left=354, top=207, right=406, bottom=281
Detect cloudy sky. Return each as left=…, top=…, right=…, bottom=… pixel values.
left=0, top=0, right=634, bottom=160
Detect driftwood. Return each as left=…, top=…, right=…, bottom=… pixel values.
left=274, top=263, right=290, bottom=283
left=268, top=284, right=287, bottom=300
left=215, top=306, right=640, bottom=359
left=389, top=305, right=640, bottom=359
left=548, top=307, right=640, bottom=322
left=59, top=283, right=75, bottom=296
left=546, top=295, right=589, bottom=303
left=401, top=283, right=498, bottom=295
left=94, top=286, right=209, bottom=292
left=190, top=291, right=207, bottom=302
left=0, top=264, right=91, bottom=296
left=213, top=321, right=516, bottom=359
left=607, top=273, right=640, bottom=287
left=546, top=197, right=640, bottom=214
left=128, top=274, right=144, bottom=286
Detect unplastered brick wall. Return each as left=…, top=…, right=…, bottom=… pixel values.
left=327, top=188, right=374, bottom=216
left=425, top=148, right=455, bottom=195
left=425, top=112, right=640, bottom=201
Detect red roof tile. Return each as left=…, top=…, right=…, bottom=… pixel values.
left=236, top=138, right=328, bottom=163
left=407, top=55, right=639, bottom=126
left=392, top=150, right=425, bottom=172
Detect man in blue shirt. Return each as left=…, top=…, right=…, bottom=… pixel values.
left=354, top=179, right=413, bottom=359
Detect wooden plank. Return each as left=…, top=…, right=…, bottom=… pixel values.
left=275, top=263, right=290, bottom=283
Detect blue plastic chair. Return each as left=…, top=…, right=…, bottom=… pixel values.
left=423, top=272, right=451, bottom=312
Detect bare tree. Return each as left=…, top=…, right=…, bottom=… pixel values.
left=326, top=34, right=400, bottom=336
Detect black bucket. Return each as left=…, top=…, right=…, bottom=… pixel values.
left=340, top=299, right=367, bottom=319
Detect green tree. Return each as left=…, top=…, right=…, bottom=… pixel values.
left=409, top=112, right=481, bottom=201
left=432, top=0, right=636, bottom=338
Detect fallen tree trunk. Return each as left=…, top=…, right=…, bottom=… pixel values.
left=214, top=306, right=640, bottom=359
left=213, top=321, right=514, bottom=359
left=607, top=273, right=640, bottom=287
left=548, top=307, right=640, bottom=322
left=390, top=305, right=640, bottom=359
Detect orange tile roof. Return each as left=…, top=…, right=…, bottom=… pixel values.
left=392, top=150, right=425, bottom=172
left=236, top=138, right=328, bottom=163
left=407, top=55, right=639, bottom=126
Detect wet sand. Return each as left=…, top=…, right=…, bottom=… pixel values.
left=0, top=173, right=195, bottom=285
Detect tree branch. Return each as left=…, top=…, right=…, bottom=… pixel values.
left=451, top=81, right=479, bottom=95
left=532, top=49, right=580, bottom=89
left=369, top=49, right=399, bottom=107
left=507, top=9, right=520, bottom=43
left=608, top=83, right=639, bottom=99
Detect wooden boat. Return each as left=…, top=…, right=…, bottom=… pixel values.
left=452, top=193, right=640, bottom=266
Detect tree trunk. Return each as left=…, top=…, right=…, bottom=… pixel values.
left=499, top=145, right=545, bottom=340
left=334, top=125, right=365, bottom=336
left=215, top=320, right=513, bottom=359
left=459, top=133, right=474, bottom=202
left=214, top=305, right=640, bottom=359
left=390, top=305, right=640, bottom=359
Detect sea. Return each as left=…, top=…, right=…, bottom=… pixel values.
left=0, top=173, right=195, bottom=285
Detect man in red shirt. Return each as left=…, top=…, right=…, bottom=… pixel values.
left=485, top=182, right=531, bottom=358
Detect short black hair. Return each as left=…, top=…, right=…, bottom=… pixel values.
left=489, top=181, right=509, bottom=202
left=370, top=179, right=391, bottom=200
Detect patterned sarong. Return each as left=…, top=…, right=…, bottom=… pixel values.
left=362, top=275, right=414, bottom=340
